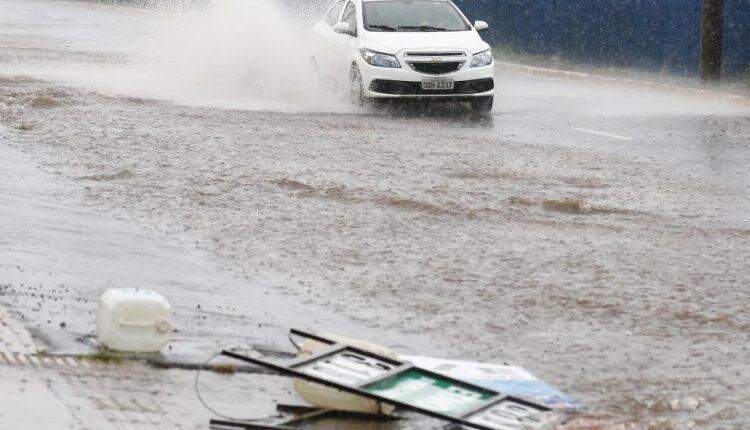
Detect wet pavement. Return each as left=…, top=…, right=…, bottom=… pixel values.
left=1, top=1, right=750, bottom=429
left=1, top=303, right=299, bottom=429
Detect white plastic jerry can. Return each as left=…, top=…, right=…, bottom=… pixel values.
left=97, top=288, right=171, bottom=353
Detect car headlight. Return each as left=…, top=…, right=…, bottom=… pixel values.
left=359, top=49, right=401, bottom=68
left=470, top=48, right=493, bottom=67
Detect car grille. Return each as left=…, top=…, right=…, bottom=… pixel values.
left=369, top=78, right=494, bottom=96
left=408, top=61, right=464, bottom=75
left=405, top=51, right=465, bottom=57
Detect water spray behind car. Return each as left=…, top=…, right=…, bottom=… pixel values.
left=125, top=0, right=352, bottom=112
left=6, top=0, right=350, bottom=112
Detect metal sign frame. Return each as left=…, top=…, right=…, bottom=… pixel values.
left=210, top=405, right=401, bottom=430
left=221, top=329, right=565, bottom=430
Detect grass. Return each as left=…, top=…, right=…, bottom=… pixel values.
left=30, top=96, right=62, bottom=109
left=494, top=45, right=750, bottom=97
left=84, top=349, right=126, bottom=364
left=212, top=363, right=237, bottom=374
left=543, top=198, right=587, bottom=214
left=493, top=44, right=557, bottom=66
left=16, top=122, right=32, bottom=131
left=542, top=197, right=638, bottom=216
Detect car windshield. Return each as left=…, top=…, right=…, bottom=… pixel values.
left=363, top=0, right=471, bottom=32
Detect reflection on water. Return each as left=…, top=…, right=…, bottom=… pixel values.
left=369, top=100, right=495, bottom=128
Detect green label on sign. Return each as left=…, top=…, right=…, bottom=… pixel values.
left=362, top=369, right=495, bottom=417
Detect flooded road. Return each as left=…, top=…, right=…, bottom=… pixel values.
left=1, top=1, right=749, bottom=429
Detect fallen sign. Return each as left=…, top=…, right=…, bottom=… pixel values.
left=220, top=329, right=566, bottom=430
left=403, top=356, right=580, bottom=411
left=211, top=406, right=401, bottom=430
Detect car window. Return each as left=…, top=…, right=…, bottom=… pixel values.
left=363, top=0, right=471, bottom=32
left=324, top=1, right=345, bottom=27
left=341, top=1, right=357, bottom=35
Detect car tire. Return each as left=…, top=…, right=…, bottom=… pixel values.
left=470, top=96, right=493, bottom=114
left=370, top=97, right=391, bottom=109
left=349, top=65, right=365, bottom=107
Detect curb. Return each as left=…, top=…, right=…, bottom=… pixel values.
left=495, top=61, right=750, bottom=107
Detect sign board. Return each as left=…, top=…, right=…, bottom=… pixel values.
left=402, top=355, right=580, bottom=411
left=295, top=349, right=397, bottom=386
left=221, top=330, right=567, bottom=430
left=363, top=368, right=496, bottom=417
left=466, top=398, right=563, bottom=430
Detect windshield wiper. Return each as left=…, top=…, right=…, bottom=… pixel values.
left=368, top=24, right=397, bottom=32
left=398, top=25, right=448, bottom=32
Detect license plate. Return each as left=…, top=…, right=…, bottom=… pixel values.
left=422, top=78, right=454, bottom=90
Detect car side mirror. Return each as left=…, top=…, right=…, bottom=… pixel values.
left=474, top=20, right=489, bottom=31
left=333, top=22, right=354, bottom=35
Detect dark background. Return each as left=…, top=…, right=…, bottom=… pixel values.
left=454, top=0, right=750, bottom=77
left=117, top=0, right=750, bottom=78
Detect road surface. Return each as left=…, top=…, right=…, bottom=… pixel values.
left=1, top=1, right=749, bottom=429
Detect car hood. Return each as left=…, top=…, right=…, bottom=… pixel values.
left=362, top=30, right=489, bottom=55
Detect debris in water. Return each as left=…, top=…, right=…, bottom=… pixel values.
left=403, top=355, right=580, bottom=411
left=97, top=288, right=172, bottom=353
left=214, top=329, right=570, bottom=430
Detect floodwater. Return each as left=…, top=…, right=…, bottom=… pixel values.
left=1, top=0, right=749, bottom=429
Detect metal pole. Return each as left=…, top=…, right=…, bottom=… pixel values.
left=699, top=0, right=724, bottom=82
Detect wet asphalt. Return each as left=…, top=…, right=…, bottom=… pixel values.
left=1, top=1, right=750, bottom=429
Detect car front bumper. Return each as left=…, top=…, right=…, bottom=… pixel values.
left=369, top=78, right=493, bottom=96
left=358, top=57, right=495, bottom=99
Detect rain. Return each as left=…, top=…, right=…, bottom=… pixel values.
left=0, top=0, right=748, bottom=429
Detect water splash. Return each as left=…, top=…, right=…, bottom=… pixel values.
left=131, top=0, right=346, bottom=111
left=1, top=0, right=350, bottom=112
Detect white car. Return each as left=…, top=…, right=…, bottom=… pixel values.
left=311, top=0, right=495, bottom=113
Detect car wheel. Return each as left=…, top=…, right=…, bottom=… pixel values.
left=349, top=65, right=365, bottom=107
left=470, top=96, right=493, bottom=114
left=371, top=98, right=388, bottom=109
